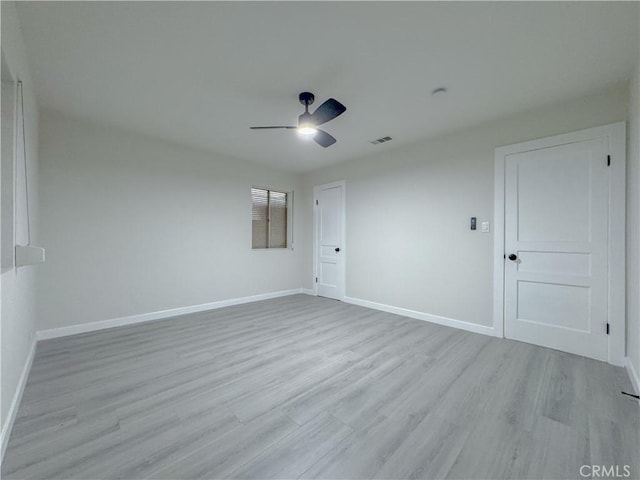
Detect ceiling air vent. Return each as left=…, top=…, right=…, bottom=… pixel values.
left=370, top=136, right=392, bottom=145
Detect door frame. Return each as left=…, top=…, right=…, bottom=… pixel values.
left=492, top=122, right=626, bottom=366
left=313, top=180, right=346, bottom=299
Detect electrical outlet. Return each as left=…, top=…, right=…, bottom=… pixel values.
left=481, top=221, right=490, bottom=233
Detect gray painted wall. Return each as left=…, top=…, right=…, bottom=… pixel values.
left=300, top=86, right=629, bottom=329
left=36, top=112, right=303, bottom=331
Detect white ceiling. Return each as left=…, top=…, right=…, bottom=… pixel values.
left=16, top=1, right=639, bottom=172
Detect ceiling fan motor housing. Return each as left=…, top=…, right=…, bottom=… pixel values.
left=299, top=92, right=315, bottom=106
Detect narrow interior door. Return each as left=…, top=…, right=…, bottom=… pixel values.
left=316, top=184, right=344, bottom=300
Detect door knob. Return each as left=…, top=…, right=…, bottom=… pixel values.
left=508, top=254, right=517, bottom=261
left=335, top=247, right=340, bottom=253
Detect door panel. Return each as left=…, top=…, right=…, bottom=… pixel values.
left=504, top=138, right=608, bottom=361
left=517, top=282, right=590, bottom=331
left=315, top=184, right=344, bottom=300
left=515, top=151, right=592, bottom=242
left=516, top=251, right=591, bottom=277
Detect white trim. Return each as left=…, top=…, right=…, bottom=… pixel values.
left=313, top=180, right=346, bottom=300
left=343, top=296, right=496, bottom=337
left=607, top=123, right=626, bottom=366
left=1, top=337, right=36, bottom=461
left=36, top=289, right=303, bottom=341
left=301, top=288, right=315, bottom=296
left=625, top=357, right=640, bottom=395
left=493, top=122, right=626, bottom=365
left=493, top=143, right=506, bottom=340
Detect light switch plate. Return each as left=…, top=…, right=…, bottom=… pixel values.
left=481, top=221, right=490, bottom=233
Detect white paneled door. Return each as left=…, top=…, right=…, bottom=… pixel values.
left=504, top=137, right=610, bottom=361
left=315, top=182, right=345, bottom=300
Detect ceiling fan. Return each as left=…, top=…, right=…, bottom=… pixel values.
left=250, top=92, right=346, bottom=148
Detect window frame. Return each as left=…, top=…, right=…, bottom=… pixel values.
left=251, top=186, right=292, bottom=250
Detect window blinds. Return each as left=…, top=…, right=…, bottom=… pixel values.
left=251, top=187, right=287, bottom=249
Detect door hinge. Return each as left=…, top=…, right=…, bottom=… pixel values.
left=315, top=199, right=318, bottom=205
left=606, top=323, right=610, bottom=335
left=315, top=277, right=318, bottom=283
left=607, top=155, right=611, bottom=166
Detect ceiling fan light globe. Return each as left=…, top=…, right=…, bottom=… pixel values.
left=298, top=125, right=317, bottom=136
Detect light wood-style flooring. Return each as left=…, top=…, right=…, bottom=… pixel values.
left=2, top=295, right=639, bottom=479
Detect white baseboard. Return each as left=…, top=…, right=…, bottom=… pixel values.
left=343, top=296, right=496, bottom=337
left=625, top=356, right=640, bottom=395
left=36, top=289, right=304, bottom=341
left=301, top=288, right=315, bottom=295
left=1, top=337, right=36, bottom=461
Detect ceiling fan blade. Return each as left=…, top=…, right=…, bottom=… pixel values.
left=313, top=129, right=337, bottom=148
left=250, top=126, right=297, bottom=130
left=311, top=98, right=346, bottom=126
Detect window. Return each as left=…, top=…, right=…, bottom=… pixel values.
left=251, top=187, right=288, bottom=249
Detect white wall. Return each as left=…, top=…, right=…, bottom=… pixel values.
left=627, top=59, right=640, bottom=389
left=0, top=1, right=40, bottom=449
left=37, top=112, right=303, bottom=331
left=301, top=86, right=628, bottom=329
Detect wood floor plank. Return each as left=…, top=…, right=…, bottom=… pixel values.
left=0, top=413, right=120, bottom=476
left=82, top=405, right=242, bottom=479
left=328, top=354, right=433, bottom=430
left=588, top=414, right=640, bottom=477
left=223, top=412, right=353, bottom=479
left=299, top=412, right=427, bottom=479
left=148, top=410, right=299, bottom=479
left=373, top=412, right=469, bottom=480
left=280, top=349, right=409, bottom=426
left=445, top=415, right=533, bottom=480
